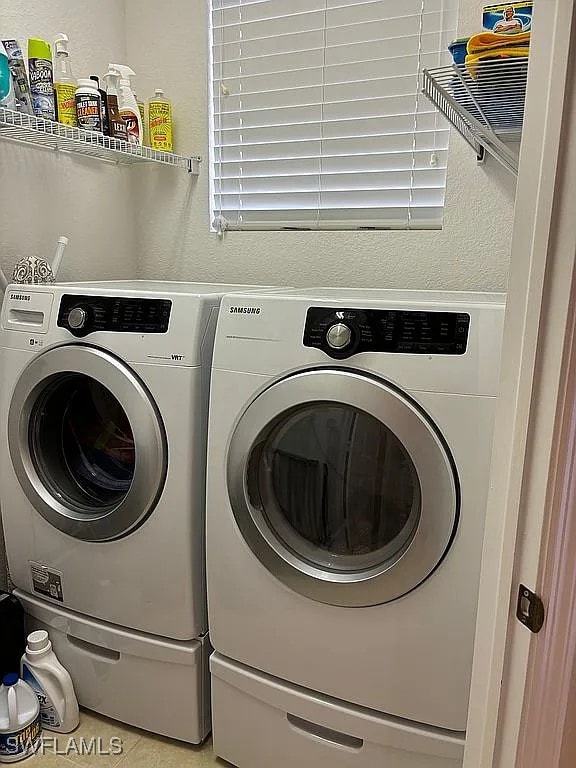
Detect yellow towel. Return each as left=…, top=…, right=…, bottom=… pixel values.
left=467, top=30, right=531, bottom=55
left=465, top=31, right=530, bottom=78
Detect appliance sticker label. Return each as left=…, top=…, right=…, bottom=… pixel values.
left=30, top=562, right=64, bottom=602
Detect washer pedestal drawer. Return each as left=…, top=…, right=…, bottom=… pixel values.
left=211, top=653, right=464, bottom=768
left=16, top=590, right=211, bottom=744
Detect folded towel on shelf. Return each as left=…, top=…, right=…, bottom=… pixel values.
left=467, top=30, right=531, bottom=54
left=465, top=31, right=530, bottom=78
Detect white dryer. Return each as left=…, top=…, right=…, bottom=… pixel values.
left=206, top=288, right=506, bottom=768
left=0, top=280, right=270, bottom=743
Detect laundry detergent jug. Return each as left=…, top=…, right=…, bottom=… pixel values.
left=21, top=631, right=79, bottom=733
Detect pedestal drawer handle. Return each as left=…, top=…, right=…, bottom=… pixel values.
left=287, top=713, right=363, bottom=750
left=66, top=634, right=121, bottom=663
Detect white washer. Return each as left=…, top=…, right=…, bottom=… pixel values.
left=207, top=288, right=506, bottom=768
left=0, top=280, right=272, bottom=743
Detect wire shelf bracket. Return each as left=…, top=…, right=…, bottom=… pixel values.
left=0, top=107, right=201, bottom=174
left=422, top=57, right=528, bottom=176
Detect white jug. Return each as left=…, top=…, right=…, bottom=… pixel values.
left=21, top=631, right=79, bottom=734
left=0, top=674, right=41, bottom=763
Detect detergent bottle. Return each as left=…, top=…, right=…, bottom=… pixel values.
left=21, top=631, right=79, bottom=733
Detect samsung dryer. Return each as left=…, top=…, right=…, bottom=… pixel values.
left=206, top=288, right=506, bottom=767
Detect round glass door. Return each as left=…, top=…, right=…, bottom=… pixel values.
left=228, top=369, right=458, bottom=606
left=29, top=375, right=135, bottom=513
left=247, top=404, right=421, bottom=574
left=9, top=345, right=167, bottom=541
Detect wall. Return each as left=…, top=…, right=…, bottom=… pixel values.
left=0, top=0, right=136, bottom=286
left=125, top=0, right=516, bottom=290
left=0, top=0, right=136, bottom=589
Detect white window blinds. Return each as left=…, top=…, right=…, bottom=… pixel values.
left=210, top=0, right=457, bottom=231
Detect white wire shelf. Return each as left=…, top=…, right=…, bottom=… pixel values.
left=422, top=57, right=528, bottom=175
left=0, top=107, right=201, bottom=174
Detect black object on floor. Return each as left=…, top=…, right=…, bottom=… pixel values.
left=0, top=591, right=25, bottom=678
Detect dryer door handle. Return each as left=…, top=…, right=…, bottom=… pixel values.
left=287, top=713, right=363, bottom=750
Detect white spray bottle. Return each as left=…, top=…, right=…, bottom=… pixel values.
left=21, top=630, right=79, bottom=733
left=113, top=64, right=142, bottom=145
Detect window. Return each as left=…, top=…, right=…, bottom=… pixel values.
left=209, top=0, right=457, bottom=232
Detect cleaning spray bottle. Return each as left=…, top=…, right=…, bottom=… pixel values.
left=113, top=65, right=142, bottom=145
left=53, top=34, right=76, bottom=126
left=21, top=630, right=79, bottom=733
left=28, top=38, right=55, bottom=120
left=2, top=40, right=31, bottom=114
left=105, top=66, right=128, bottom=142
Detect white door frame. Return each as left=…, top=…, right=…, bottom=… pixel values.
left=464, top=1, right=576, bottom=766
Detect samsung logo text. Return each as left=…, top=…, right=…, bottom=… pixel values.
left=229, top=306, right=261, bottom=315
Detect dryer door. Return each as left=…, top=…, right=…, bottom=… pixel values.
left=8, top=345, right=167, bottom=542
left=228, top=368, right=458, bottom=606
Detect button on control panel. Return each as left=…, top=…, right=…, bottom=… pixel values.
left=303, top=307, right=470, bottom=358
left=58, top=295, right=172, bottom=337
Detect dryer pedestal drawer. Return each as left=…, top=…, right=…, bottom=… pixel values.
left=211, top=653, right=464, bottom=768
left=16, top=590, right=211, bottom=744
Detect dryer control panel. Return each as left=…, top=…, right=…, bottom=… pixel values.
left=303, top=307, right=470, bottom=359
left=58, top=294, right=172, bottom=337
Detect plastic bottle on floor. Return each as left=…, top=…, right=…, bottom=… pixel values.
left=0, top=674, right=41, bottom=763
left=21, top=631, right=79, bottom=733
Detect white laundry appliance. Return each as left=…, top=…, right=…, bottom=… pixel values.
left=0, top=280, right=271, bottom=742
left=206, top=288, right=506, bottom=768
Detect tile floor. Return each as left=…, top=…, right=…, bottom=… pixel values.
left=27, top=709, right=229, bottom=767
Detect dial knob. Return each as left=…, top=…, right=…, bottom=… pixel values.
left=326, top=322, right=352, bottom=350
left=68, top=307, right=88, bottom=330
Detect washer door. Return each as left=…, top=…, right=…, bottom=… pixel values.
left=8, top=345, right=167, bottom=542
left=228, top=369, right=458, bottom=606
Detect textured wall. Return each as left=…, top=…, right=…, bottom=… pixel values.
left=0, top=0, right=136, bottom=285
left=125, top=0, right=516, bottom=290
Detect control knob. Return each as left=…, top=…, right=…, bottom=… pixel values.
left=326, top=322, right=352, bottom=350
left=68, top=307, right=88, bottom=330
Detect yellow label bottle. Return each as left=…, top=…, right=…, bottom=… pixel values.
left=53, top=34, right=76, bottom=126
left=54, top=82, right=77, bottom=126
left=148, top=89, right=173, bottom=152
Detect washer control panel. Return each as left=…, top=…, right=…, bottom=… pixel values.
left=303, top=307, right=470, bottom=359
left=58, top=294, right=172, bottom=337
